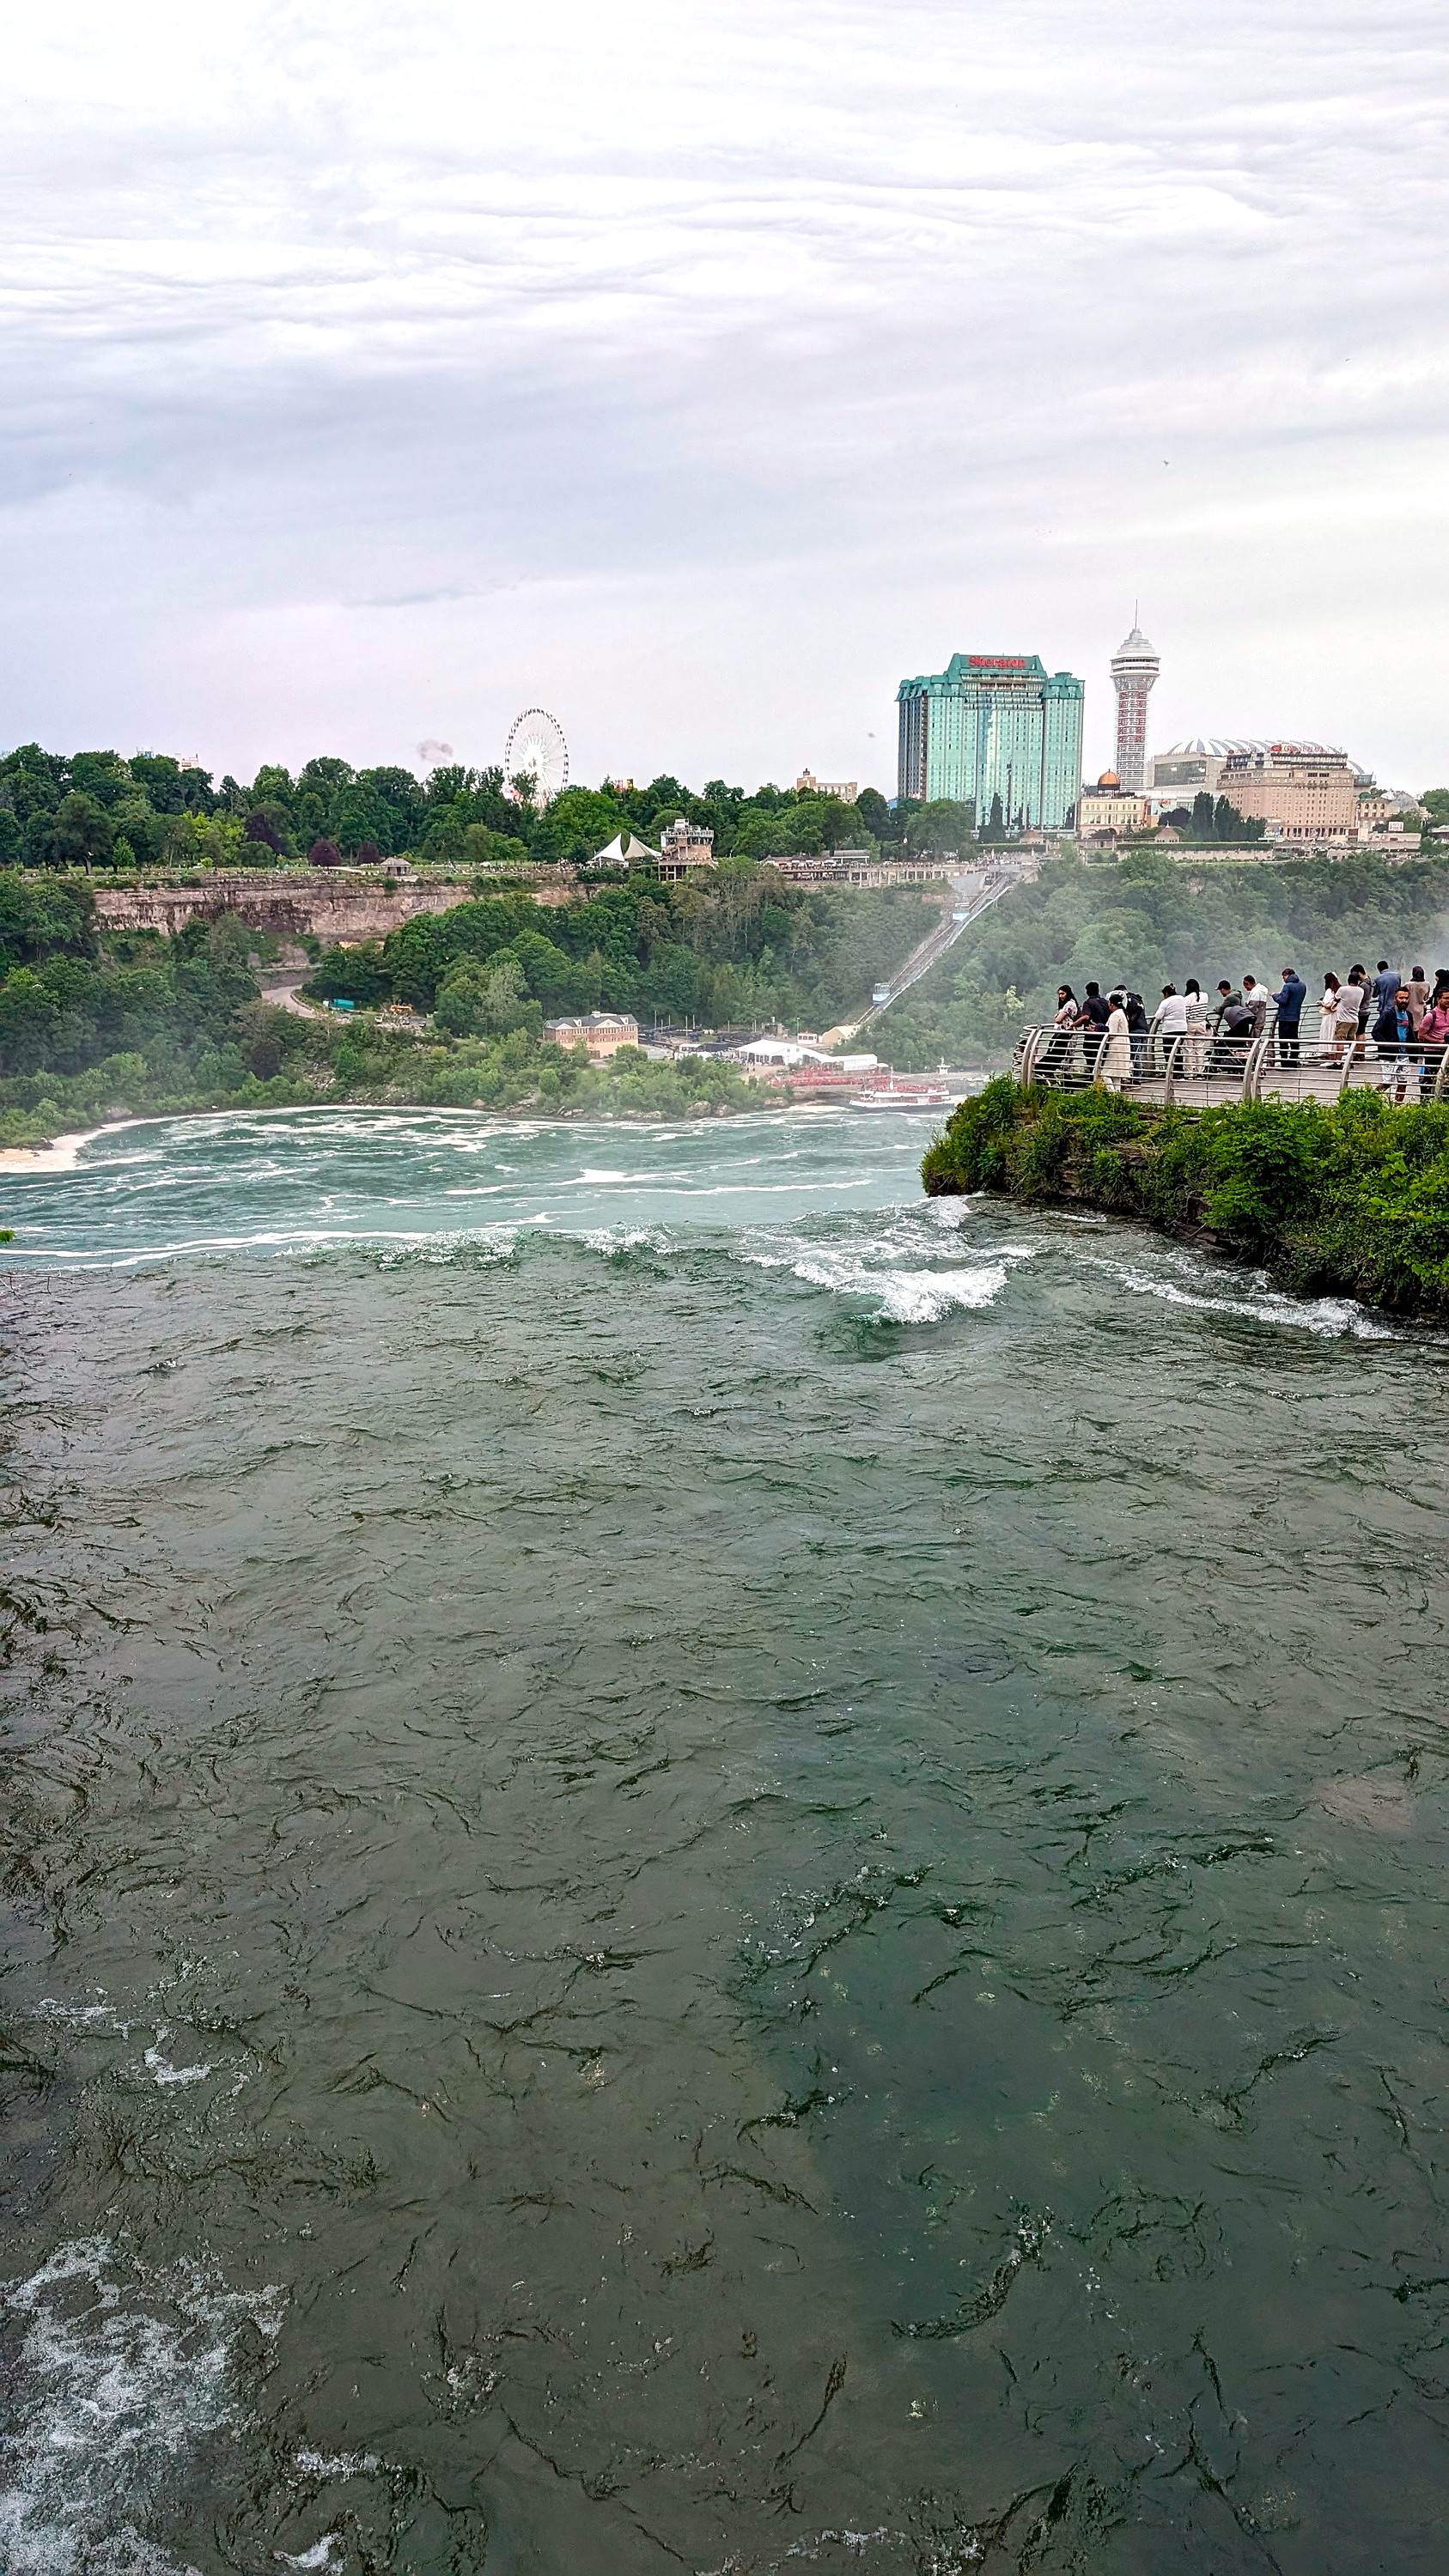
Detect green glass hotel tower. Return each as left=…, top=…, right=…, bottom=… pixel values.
left=897, top=653, right=1084, bottom=829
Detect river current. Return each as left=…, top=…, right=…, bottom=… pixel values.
left=1, top=1107, right=1445, bottom=2575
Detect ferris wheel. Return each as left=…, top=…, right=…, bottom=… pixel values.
left=503, top=707, right=569, bottom=805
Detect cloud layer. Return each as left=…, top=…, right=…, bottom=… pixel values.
left=3, top=0, right=1447, bottom=788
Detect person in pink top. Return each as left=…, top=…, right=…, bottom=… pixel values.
left=1416, top=991, right=1449, bottom=1098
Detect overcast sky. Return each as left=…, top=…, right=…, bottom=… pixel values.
left=4, top=0, right=1447, bottom=794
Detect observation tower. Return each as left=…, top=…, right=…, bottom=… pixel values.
left=1110, top=621, right=1160, bottom=793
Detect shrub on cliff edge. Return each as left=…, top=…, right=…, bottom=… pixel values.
left=922, top=1079, right=1449, bottom=1316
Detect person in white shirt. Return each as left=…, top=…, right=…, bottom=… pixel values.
left=1099, top=1003, right=1131, bottom=1091
left=1148, top=986, right=1189, bottom=1077
left=1182, top=979, right=1210, bottom=1075
left=1315, top=975, right=1342, bottom=1060
left=1240, top=975, right=1273, bottom=1037
left=1332, top=976, right=1364, bottom=1062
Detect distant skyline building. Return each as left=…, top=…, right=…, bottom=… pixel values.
left=1147, top=738, right=1250, bottom=799
left=1110, top=622, right=1160, bottom=791
left=1076, top=773, right=1153, bottom=840
left=1216, top=743, right=1361, bottom=841
left=896, top=653, right=1084, bottom=830
left=656, top=816, right=715, bottom=878
left=795, top=769, right=859, bottom=802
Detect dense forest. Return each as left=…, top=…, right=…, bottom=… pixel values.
left=301, top=874, right=929, bottom=1030
left=0, top=872, right=934, bottom=1150
left=885, top=846, right=1449, bottom=1066
left=0, top=741, right=948, bottom=872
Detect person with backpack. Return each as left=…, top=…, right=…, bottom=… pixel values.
left=1373, top=983, right=1414, bottom=1097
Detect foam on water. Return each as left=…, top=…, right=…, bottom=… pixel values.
left=790, top=1254, right=1011, bottom=1321
left=1088, top=1251, right=1400, bottom=1338
left=3, top=1108, right=1442, bottom=2568
left=0, top=2241, right=284, bottom=2575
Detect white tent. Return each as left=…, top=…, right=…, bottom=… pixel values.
left=593, top=832, right=660, bottom=868
left=735, top=1040, right=880, bottom=1069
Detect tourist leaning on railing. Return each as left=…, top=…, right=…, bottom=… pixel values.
left=1209, top=982, right=1252, bottom=1073
left=1241, top=974, right=1272, bottom=1038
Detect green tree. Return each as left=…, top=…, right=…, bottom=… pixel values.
left=434, top=953, right=539, bottom=1037
left=857, top=787, right=893, bottom=842
left=48, top=793, right=116, bottom=868
left=113, top=795, right=167, bottom=866
left=0, top=744, right=68, bottom=822
left=68, top=751, right=134, bottom=809
left=545, top=787, right=627, bottom=861
left=1213, top=796, right=1266, bottom=843
left=0, top=966, right=62, bottom=1069
left=907, top=797, right=974, bottom=854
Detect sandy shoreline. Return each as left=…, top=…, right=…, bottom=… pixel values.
left=0, top=1120, right=150, bottom=1173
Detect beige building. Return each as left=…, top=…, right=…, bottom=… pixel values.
left=1217, top=744, right=1359, bottom=841
left=795, top=769, right=859, bottom=803
left=544, top=1012, right=640, bottom=1060
left=656, top=818, right=715, bottom=879
left=1075, top=774, right=1153, bottom=838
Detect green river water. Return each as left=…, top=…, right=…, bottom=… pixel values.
left=0, top=1107, right=1445, bottom=2575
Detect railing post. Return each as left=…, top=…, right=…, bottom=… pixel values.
left=1093, top=1033, right=1110, bottom=1085
left=1163, top=1034, right=1182, bottom=1104
left=1020, top=1029, right=1045, bottom=1088
left=1434, top=1046, right=1449, bottom=1103
left=1242, top=1031, right=1271, bottom=1102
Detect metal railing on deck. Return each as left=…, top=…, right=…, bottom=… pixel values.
left=1016, top=1022, right=1449, bottom=1108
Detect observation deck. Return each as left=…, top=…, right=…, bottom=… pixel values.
left=1012, top=1022, right=1449, bottom=1110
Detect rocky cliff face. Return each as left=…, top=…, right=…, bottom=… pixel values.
left=90, top=872, right=478, bottom=943
left=90, top=870, right=579, bottom=942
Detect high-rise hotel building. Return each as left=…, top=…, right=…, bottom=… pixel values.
left=896, top=653, right=1084, bottom=830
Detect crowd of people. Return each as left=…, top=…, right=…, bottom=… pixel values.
left=1041, top=962, right=1449, bottom=1097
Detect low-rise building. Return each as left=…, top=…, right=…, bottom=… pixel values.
left=766, top=851, right=957, bottom=887
left=1217, top=743, right=1360, bottom=841
left=1075, top=774, right=1153, bottom=838
left=544, top=1012, right=640, bottom=1060
left=656, top=819, right=715, bottom=879
left=795, top=770, right=859, bottom=802
left=1148, top=740, right=1240, bottom=799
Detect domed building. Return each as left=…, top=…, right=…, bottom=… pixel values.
left=1075, top=769, right=1153, bottom=841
